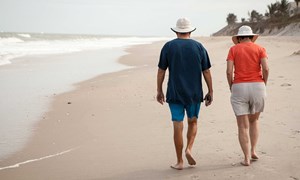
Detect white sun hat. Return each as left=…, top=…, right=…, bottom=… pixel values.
left=232, top=25, right=259, bottom=44
left=171, top=18, right=196, bottom=33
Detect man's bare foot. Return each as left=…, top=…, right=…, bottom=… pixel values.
left=170, top=163, right=183, bottom=170
left=185, top=150, right=196, bottom=165
left=251, top=153, right=259, bottom=161
left=240, top=159, right=250, bottom=166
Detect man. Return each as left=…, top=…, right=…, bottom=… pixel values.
left=226, top=25, right=269, bottom=166
left=156, top=18, right=213, bottom=170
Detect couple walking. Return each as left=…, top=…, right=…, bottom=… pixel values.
left=156, top=18, right=269, bottom=170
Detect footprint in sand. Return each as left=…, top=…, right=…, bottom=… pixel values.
left=291, top=130, right=300, bottom=135
left=259, top=151, right=267, bottom=155
left=190, top=175, right=200, bottom=180
left=281, top=83, right=292, bottom=87
left=292, top=50, right=300, bottom=55
left=290, top=176, right=299, bottom=180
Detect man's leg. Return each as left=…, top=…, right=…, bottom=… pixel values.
left=236, top=115, right=251, bottom=166
left=171, top=121, right=184, bottom=170
left=249, top=113, right=260, bottom=160
left=185, top=117, right=197, bottom=165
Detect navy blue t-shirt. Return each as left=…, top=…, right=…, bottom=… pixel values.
left=158, top=38, right=211, bottom=105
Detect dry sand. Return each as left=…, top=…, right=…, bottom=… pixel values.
left=0, top=36, right=299, bottom=180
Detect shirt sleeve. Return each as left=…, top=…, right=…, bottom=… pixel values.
left=260, top=47, right=268, bottom=59
left=201, top=48, right=211, bottom=71
left=158, top=43, right=169, bottom=70
left=227, top=47, right=234, bottom=61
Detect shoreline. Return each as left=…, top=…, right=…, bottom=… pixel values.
left=0, top=37, right=299, bottom=180
left=0, top=47, right=129, bottom=161
left=0, top=40, right=168, bottom=179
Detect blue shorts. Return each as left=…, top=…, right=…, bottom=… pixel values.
left=168, top=103, right=201, bottom=121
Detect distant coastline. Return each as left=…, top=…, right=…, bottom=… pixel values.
left=212, top=21, right=300, bottom=36
left=213, top=0, right=300, bottom=36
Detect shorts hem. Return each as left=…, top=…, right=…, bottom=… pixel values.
left=172, top=119, right=184, bottom=122
left=187, top=116, right=198, bottom=120
left=235, top=111, right=264, bottom=116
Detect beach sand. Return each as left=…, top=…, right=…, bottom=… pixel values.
left=0, top=36, right=299, bottom=180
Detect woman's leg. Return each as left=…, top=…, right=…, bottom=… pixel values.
left=236, top=115, right=251, bottom=166
left=249, top=113, right=260, bottom=160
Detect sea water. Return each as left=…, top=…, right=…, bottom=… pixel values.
left=0, top=32, right=165, bottom=66
left=0, top=32, right=168, bottom=160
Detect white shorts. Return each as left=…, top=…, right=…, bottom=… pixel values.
left=231, top=82, right=266, bottom=116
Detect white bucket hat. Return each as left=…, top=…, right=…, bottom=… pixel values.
left=232, top=25, right=258, bottom=44
left=171, top=18, right=196, bottom=33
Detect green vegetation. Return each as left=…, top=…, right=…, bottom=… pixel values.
left=226, top=13, right=237, bottom=25
left=225, top=0, right=300, bottom=34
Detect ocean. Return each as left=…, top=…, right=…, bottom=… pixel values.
left=0, top=32, right=168, bottom=160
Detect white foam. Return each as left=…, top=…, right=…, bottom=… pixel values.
left=0, top=37, right=24, bottom=44
left=0, top=59, right=13, bottom=65
left=0, top=36, right=168, bottom=66
left=18, top=34, right=31, bottom=38
left=0, top=148, right=76, bottom=171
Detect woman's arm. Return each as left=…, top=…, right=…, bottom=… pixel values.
left=261, top=58, right=269, bottom=85
left=226, top=60, right=234, bottom=90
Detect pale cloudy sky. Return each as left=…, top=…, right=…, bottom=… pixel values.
left=0, top=0, right=279, bottom=36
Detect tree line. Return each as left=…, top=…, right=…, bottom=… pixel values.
left=226, top=0, right=300, bottom=25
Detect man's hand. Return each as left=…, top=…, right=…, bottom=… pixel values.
left=202, top=69, right=213, bottom=107
left=204, top=92, right=213, bottom=106
left=157, top=68, right=166, bottom=105
left=156, top=91, right=165, bottom=105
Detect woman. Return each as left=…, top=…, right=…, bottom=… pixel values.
left=226, top=25, right=269, bottom=166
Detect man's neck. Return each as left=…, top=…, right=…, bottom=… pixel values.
left=176, top=33, right=190, bottom=39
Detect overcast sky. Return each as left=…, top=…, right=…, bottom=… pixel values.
left=0, top=0, right=279, bottom=36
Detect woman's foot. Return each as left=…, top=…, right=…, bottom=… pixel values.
left=251, top=153, right=259, bottom=161
left=240, top=159, right=250, bottom=166
left=251, top=150, right=259, bottom=161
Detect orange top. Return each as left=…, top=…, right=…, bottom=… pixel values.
left=227, top=42, right=267, bottom=84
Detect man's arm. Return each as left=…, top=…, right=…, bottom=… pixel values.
left=226, top=60, right=234, bottom=90
left=156, top=68, right=166, bottom=105
left=203, top=69, right=213, bottom=106
left=261, top=58, right=269, bottom=85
